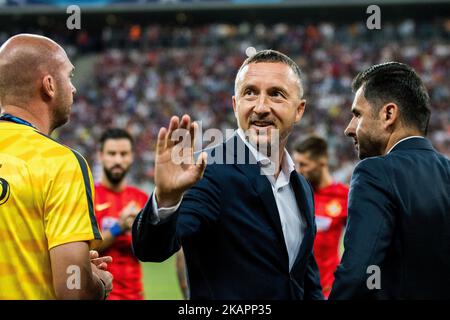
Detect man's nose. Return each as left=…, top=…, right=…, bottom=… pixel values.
left=344, top=119, right=356, bottom=137
left=113, top=154, right=124, bottom=162
left=253, top=94, right=270, bottom=114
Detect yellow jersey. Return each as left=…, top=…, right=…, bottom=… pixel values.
left=0, top=120, right=102, bottom=299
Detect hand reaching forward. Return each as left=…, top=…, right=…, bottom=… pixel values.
left=154, top=115, right=207, bottom=208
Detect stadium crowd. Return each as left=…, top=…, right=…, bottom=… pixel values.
left=3, top=18, right=447, bottom=190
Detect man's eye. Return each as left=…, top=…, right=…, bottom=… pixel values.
left=244, top=89, right=254, bottom=96
left=271, top=91, right=285, bottom=99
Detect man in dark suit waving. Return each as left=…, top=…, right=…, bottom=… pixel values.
left=330, top=62, right=450, bottom=299
left=132, top=50, right=323, bottom=300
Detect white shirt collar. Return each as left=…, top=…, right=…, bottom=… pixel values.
left=386, top=136, right=425, bottom=154
left=236, top=128, right=295, bottom=178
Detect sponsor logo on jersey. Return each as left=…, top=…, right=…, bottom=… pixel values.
left=96, top=202, right=111, bottom=211
left=325, top=199, right=342, bottom=217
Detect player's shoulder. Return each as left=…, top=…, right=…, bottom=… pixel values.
left=32, top=131, right=91, bottom=174
left=29, top=129, right=75, bottom=156
left=0, top=124, right=79, bottom=162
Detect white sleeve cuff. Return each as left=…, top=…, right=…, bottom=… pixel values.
left=151, top=190, right=183, bottom=224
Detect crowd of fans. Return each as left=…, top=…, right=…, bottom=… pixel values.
left=3, top=18, right=449, bottom=191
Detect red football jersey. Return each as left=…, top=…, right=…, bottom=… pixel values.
left=313, top=182, right=348, bottom=298
left=95, top=183, right=148, bottom=300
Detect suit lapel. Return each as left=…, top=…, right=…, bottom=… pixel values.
left=249, top=167, right=287, bottom=251
left=290, top=172, right=314, bottom=269
left=224, top=133, right=315, bottom=269
left=225, top=134, right=288, bottom=259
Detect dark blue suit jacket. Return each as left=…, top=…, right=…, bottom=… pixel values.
left=330, top=137, right=450, bottom=299
left=132, top=134, right=323, bottom=300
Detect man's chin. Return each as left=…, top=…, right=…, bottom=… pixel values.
left=105, top=170, right=127, bottom=185
left=111, top=172, right=125, bottom=181
left=52, top=117, right=69, bottom=131
left=53, top=108, right=70, bottom=128
left=108, top=177, right=125, bottom=185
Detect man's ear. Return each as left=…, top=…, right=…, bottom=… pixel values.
left=381, top=103, right=399, bottom=129
left=232, top=96, right=237, bottom=113
left=294, top=99, right=306, bottom=123
left=42, top=75, right=56, bottom=99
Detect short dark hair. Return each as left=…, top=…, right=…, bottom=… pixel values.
left=99, top=128, right=134, bottom=151
left=294, top=136, right=328, bottom=159
left=352, top=62, right=431, bottom=135
left=235, top=49, right=304, bottom=97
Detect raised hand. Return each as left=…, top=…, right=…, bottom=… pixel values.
left=154, top=115, right=207, bottom=208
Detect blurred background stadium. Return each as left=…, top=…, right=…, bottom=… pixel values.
left=1, top=0, right=448, bottom=299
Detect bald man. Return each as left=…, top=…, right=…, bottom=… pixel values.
left=0, top=34, right=113, bottom=299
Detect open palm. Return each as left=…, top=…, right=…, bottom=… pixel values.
left=154, top=115, right=207, bottom=208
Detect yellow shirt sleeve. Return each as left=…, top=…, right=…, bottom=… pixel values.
left=44, top=149, right=102, bottom=250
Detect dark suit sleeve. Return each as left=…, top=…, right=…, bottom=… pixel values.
left=329, top=158, right=396, bottom=299
left=304, top=252, right=325, bottom=300
left=131, top=165, right=222, bottom=262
